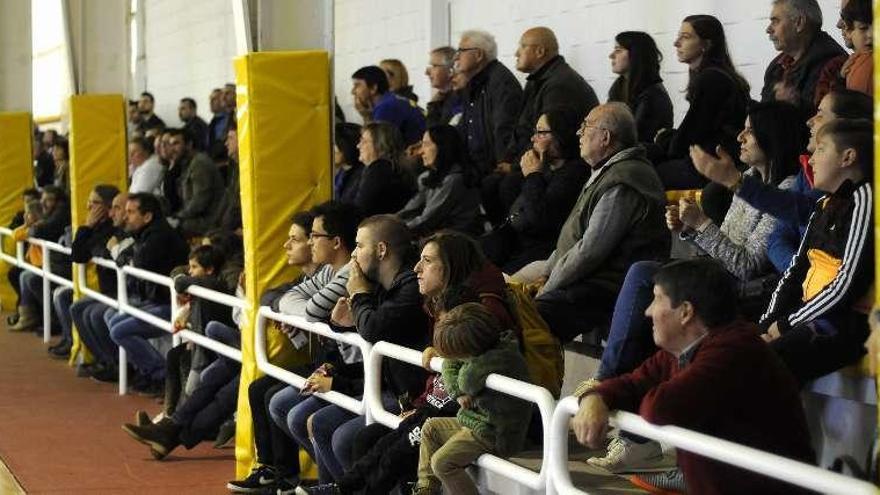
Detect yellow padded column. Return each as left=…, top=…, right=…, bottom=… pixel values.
left=234, top=51, right=332, bottom=477
left=0, top=113, right=34, bottom=311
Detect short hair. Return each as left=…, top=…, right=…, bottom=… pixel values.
left=129, top=136, right=155, bottom=155
left=24, top=199, right=43, bottom=219
left=653, top=258, right=738, bottom=328
left=828, top=88, right=873, bottom=120
left=362, top=121, right=404, bottom=167
left=204, top=229, right=243, bottom=259
left=595, top=102, right=637, bottom=148
left=841, top=0, right=872, bottom=26
left=433, top=302, right=502, bottom=358
left=180, top=97, right=197, bottom=109
left=310, top=201, right=362, bottom=253
left=431, top=46, right=456, bottom=67
left=460, top=30, right=498, bottom=60
left=189, top=244, right=225, bottom=272
left=41, top=184, right=65, bottom=200
left=22, top=188, right=40, bottom=201
left=93, top=184, right=120, bottom=206
left=817, top=118, right=873, bottom=179
left=291, top=210, right=315, bottom=237
left=165, top=127, right=193, bottom=145
left=358, top=214, right=415, bottom=262
left=140, top=91, right=155, bottom=103
left=127, top=192, right=164, bottom=220
left=773, top=0, right=823, bottom=30
left=54, top=139, right=69, bottom=159
left=351, top=66, right=389, bottom=94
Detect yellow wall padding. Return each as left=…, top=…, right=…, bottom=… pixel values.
left=0, top=113, right=34, bottom=311
left=234, top=51, right=332, bottom=477
left=68, top=95, right=128, bottom=364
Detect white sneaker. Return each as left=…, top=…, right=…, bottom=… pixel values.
left=587, top=437, right=677, bottom=473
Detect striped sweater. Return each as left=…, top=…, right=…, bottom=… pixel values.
left=278, top=263, right=351, bottom=321
left=761, top=179, right=873, bottom=332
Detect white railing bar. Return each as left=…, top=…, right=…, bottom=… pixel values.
left=255, top=306, right=368, bottom=416
left=0, top=227, right=12, bottom=235
left=74, top=264, right=120, bottom=309
left=118, top=301, right=174, bottom=332
left=122, top=265, right=173, bottom=288
left=185, top=284, right=249, bottom=310
left=176, top=328, right=243, bottom=362
left=90, top=256, right=117, bottom=270
left=549, top=396, right=878, bottom=495
left=29, top=238, right=72, bottom=256
left=369, top=341, right=553, bottom=491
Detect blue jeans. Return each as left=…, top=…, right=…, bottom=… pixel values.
left=109, top=303, right=171, bottom=380
left=205, top=320, right=241, bottom=349
left=597, top=261, right=661, bottom=380
left=53, top=286, right=74, bottom=343
left=269, top=387, right=321, bottom=462
left=171, top=355, right=240, bottom=448
left=73, top=301, right=117, bottom=366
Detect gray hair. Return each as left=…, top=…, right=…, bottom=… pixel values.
left=773, top=0, right=823, bottom=30
left=431, top=46, right=456, bottom=67
left=596, top=102, right=637, bottom=148
left=460, top=30, right=497, bottom=61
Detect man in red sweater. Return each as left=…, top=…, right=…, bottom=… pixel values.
left=571, top=258, right=815, bottom=494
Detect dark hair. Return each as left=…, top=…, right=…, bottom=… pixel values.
left=335, top=122, right=363, bottom=168
left=54, top=139, right=69, bottom=159
left=140, top=91, right=155, bottom=103
left=681, top=15, right=750, bottom=101
left=422, top=125, right=472, bottom=188
left=358, top=214, right=415, bottom=262
left=828, top=89, right=873, bottom=120
left=93, top=184, right=120, bottom=206
left=22, top=188, right=40, bottom=201
left=291, top=210, right=315, bottom=236
left=422, top=230, right=485, bottom=294
left=841, top=0, right=872, bottom=26
left=433, top=302, right=501, bottom=358
left=127, top=192, right=164, bottom=220
left=189, top=244, right=225, bottom=273
left=608, top=31, right=663, bottom=106
left=542, top=108, right=585, bottom=161
left=41, top=184, right=65, bottom=200
left=204, top=229, right=243, bottom=259
left=165, top=127, right=193, bottom=145
left=180, top=97, right=197, bottom=110
left=746, top=101, right=806, bottom=186
left=310, top=201, right=362, bottom=253
left=653, top=258, right=738, bottom=328
left=129, top=136, right=155, bottom=155
left=351, top=66, right=389, bottom=94
left=817, top=118, right=873, bottom=180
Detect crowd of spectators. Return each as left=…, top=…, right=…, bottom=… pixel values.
left=7, top=0, right=877, bottom=493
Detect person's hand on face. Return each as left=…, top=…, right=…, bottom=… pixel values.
left=346, top=259, right=372, bottom=296
left=520, top=149, right=542, bottom=176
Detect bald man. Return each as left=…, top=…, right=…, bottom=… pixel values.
left=481, top=27, right=599, bottom=225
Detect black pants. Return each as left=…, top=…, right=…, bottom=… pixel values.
left=339, top=410, right=441, bottom=495
left=6, top=266, right=22, bottom=308
left=481, top=171, right=524, bottom=226
left=771, top=314, right=870, bottom=386
left=536, top=285, right=617, bottom=343
left=249, top=371, right=311, bottom=478
left=172, top=356, right=240, bottom=448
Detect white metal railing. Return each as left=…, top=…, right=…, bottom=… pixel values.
left=254, top=305, right=372, bottom=419
left=549, top=396, right=879, bottom=495
left=2, top=227, right=877, bottom=494
left=369, top=341, right=557, bottom=493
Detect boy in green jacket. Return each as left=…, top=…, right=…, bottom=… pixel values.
left=414, top=302, right=532, bottom=495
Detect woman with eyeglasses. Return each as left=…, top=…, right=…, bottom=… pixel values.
left=650, top=15, right=751, bottom=190
left=397, top=125, right=482, bottom=237
left=607, top=31, right=673, bottom=144
left=482, top=108, right=590, bottom=273
left=354, top=121, right=416, bottom=216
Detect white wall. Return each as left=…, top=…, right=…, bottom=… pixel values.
left=142, top=0, right=238, bottom=126
left=332, top=0, right=846, bottom=126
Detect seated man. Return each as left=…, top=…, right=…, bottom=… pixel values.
left=108, top=193, right=190, bottom=395
left=163, top=127, right=225, bottom=237
left=572, top=258, right=815, bottom=494
left=518, top=103, right=668, bottom=342
left=761, top=119, right=873, bottom=384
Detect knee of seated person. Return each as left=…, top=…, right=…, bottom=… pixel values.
left=306, top=413, right=316, bottom=440
left=430, top=451, right=456, bottom=477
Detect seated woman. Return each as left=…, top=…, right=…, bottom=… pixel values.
left=607, top=31, right=674, bottom=143
left=583, top=101, right=807, bottom=474
left=333, top=122, right=364, bottom=205
left=354, top=121, right=415, bottom=216
left=397, top=125, right=482, bottom=237
left=482, top=109, right=590, bottom=273
left=649, top=15, right=751, bottom=190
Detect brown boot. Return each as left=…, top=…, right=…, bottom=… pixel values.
left=8, top=306, right=38, bottom=332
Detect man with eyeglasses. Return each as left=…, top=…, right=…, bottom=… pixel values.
left=514, top=103, right=668, bottom=344
left=424, top=46, right=461, bottom=127
left=453, top=29, right=523, bottom=224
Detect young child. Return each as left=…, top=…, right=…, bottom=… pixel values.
left=761, top=118, right=873, bottom=384
left=840, top=0, right=873, bottom=95
left=413, top=302, right=531, bottom=495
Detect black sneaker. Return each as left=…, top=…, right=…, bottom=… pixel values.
left=90, top=365, right=119, bottom=383
left=213, top=418, right=236, bottom=449
left=275, top=476, right=301, bottom=495
left=303, top=483, right=342, bottom=495
left=226, top=465, right=277, bottom=493
left=48, top=343, right=71, bottom=360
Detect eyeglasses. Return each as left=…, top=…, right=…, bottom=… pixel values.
left=533, top=129, right=553, bottom=136
left=576, top=121, right=611, bottom=137
left=454, top=47, right=480, bottom=57
left=309, top=232, right=334, bottom=240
